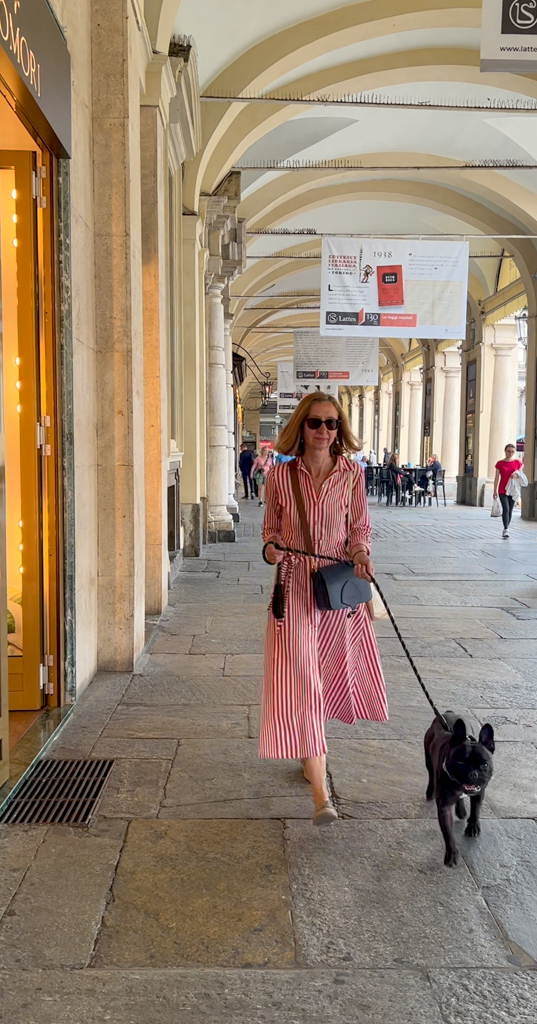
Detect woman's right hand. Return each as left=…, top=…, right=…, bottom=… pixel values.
left=265, top=542, right=284, bottom=565
left=493, top=492, right=498, bottom=500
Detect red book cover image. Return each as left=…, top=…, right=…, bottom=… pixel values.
left=377, top=264, right=404, bottom=307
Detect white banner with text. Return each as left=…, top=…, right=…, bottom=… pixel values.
left=277, top=361, right=299, bottom=413
left=293, top=329, right=379, bottom=394
left=480, top=0, right=537, bottom=72
left=320, top=237, right=469, bottom=340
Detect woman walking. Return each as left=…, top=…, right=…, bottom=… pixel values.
left=260, top=393, right=387, bottom=825
left=493, top=443, right=524, bottom=538
left=251, top=447, right=273, bottom=506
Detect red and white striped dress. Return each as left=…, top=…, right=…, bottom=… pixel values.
left=259, top=456, right=388, bottom=760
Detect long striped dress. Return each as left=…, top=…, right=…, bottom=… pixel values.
left=259, top=455, right=388, bottom=760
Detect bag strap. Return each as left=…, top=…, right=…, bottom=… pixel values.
left=289, top=460, right=315, bottom=555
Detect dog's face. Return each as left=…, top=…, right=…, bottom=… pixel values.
left=444, top=719, right=495, bottom=795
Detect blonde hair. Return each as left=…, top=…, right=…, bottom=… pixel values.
left=276, top=392, right=360, bottom=456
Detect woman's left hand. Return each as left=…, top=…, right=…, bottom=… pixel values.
left=353, top=551, right=373, bottom=580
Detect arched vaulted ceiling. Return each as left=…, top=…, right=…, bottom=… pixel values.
left=148, top=0, right=537, bottom=404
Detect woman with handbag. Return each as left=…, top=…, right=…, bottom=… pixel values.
left=261, top=394, right=387, bottom=826
left=493, top=443, right=525, bottom=538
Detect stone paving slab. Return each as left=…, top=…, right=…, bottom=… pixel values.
left=0, top=826, right=47, bottom=920
left=376, top=638, right=469, bottom=658
left=374, top=617, right=498, bottom=639
left=97, top=759, right=172, bottom=819
left=89, top=736, right=178, bottom=759
left=285, top=820, right=510, bottom=969
left=92, top=820, right=295, bottom=968
left=486, top=742, right=537, bottom=818
left=328, top=738, right=432, bottom=819
left=460, top=819, right=537, bottom=964
left=0, top=968, right=446, bottom=1023
left=103, top=704, right=249, bottom=739
left=148, top=633, right=195, bottom=654
left=460, top=639, right=537, bottom=658
left=122, top=674, right=261, bottom=705
left=190, top=630, right=265, bottom=654
left=429, top=969, right=537, bottom=1024
left=141, top=653, right=226, bottom=675
left=0, top=825, right=125, bottom=968
left=224, top=653, right=264, bottom=676
left=161, top=739, right=311, bottom=818
left=470, top=708, right=537, bottom=742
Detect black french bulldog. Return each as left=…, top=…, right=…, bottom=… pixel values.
left=424, top=711, right=495, bottom=867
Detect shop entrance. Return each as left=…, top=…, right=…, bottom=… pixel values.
left=0, top=94, right=61, bottom=784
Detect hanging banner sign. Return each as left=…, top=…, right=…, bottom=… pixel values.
left=480, top=0, right=537, bottom=72
left=320, top=238, right=469, bottom=340
left=277, top=361, right=299, bottom=412
left=293, top=329, right=379, bottom=391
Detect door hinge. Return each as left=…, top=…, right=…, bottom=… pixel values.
left=36, top=165, right=46, bottom=179
left=32, top=166, right=47, bottom=206
left=39, top=662, right=54, bottom=695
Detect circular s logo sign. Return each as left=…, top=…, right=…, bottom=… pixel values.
left=326, top=312, right=338, bottom=324
left=507, top=0, right=537, bottom=30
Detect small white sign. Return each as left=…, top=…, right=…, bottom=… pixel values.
left=277, top=361, right=299, bottom=413
left=293, top=329, right=379, bottom=389
left=481, top=0, right=537, bottom=72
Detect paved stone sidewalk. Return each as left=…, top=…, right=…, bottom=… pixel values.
left=1, top=499, right=537, bottom=1022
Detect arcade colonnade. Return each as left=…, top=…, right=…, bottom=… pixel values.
left=2, top=0, right=537, bottom=742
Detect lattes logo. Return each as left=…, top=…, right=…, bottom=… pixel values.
left=502, top=0, right=537, bottom=33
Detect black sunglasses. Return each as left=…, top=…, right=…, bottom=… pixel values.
left=305, top=416, right=340, bottom=431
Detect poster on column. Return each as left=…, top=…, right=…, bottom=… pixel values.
left=277, top=362, right=299, bottom=413
left=480, top=0, right=537, bottom=73
left=320, top=237, right=469, bottom=340
left=293, top=329, right=379, bottom=398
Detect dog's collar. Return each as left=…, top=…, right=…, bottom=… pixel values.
left=441, top=760, right=482, bottom=794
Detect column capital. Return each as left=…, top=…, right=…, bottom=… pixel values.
left=408, top=380, right=423, bottom=391
left=442, top=365, right=462, bottom=378
left=206, top=277, right=225, bottom=298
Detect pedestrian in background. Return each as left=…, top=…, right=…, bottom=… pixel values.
left=261, top=393, right=387, bottom=826
left=251, top=447, right=273, bottom=506
left=239, top=444, right=255, bottom=500
left=493, top=443, right=524, bottom=538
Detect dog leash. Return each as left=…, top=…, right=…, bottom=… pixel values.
left=266, top=542, right=449, bottom=730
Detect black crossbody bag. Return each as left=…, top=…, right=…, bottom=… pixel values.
left=288, top=460, right=372, bottom=612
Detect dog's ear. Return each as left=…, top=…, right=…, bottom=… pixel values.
left=450, top=718, right=467, bottom=746
left=479, top=724, right=495, bottom=753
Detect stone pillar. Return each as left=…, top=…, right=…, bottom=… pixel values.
left=181, top=215, right=203, bottom=556
left=386, top=384, right=393, bottom=451
left=441, top=361, right=462, bottom=479
left=363, top=388, right=375, bottom=455
left=206, top=280, right=235, bottom=540
left=522, top=310, right=537, bottom=519
left=487, top=326, right=519, bottom=480
left=407, top=379, right=423, bottom=466
left=140, top=103, right=168, bottom=615
left=349, top=389, right=360, bottom=440
left=224, top=313, right=239, bottom=517
left=92, top=0, right=145, bottom=670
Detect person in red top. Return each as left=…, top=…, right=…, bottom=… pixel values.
left=493, top=443, right=524, bottom=538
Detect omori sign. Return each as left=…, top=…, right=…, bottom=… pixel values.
left=0, top=0, right=71, bottom=157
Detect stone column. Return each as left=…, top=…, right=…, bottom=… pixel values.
left=224, top=313, right=239, bottom=517
left=407, top=379, right=423, bottom=466
left=206, top=280, right=235, bottom=540
left=92, top=0, right=145, bottom=670
left=181, top=215, right=203, bottom=556
left=349, top=389, right=360, bottom=440
left=386, top=384, right=393, bottom=451
left=487, top=326, right=519, bottom=479
left=140, top=103, right=168, bottom=615
left=441, top=363, right=462, bottom=478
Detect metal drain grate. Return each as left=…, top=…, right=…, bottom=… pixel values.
left=0, top=759, right=115, bottom=825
